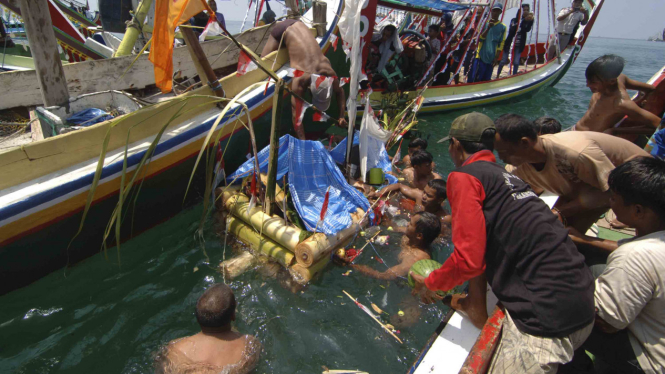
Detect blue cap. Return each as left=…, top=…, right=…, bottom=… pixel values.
left=492, top=3, right=503, bottom=10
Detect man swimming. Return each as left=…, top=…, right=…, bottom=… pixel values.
left=155, top=284, right=260, bottom=374
left=575, top=55, right=659, bottom=141
left=402, top=150, right=443, bottom=190
left=261, top=20, right=347, bottom=140
left=343, top=212, right=441, bottom=280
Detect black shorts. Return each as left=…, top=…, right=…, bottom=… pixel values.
left=270, top=19, right=299, bottom=42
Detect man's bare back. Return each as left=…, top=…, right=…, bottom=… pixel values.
left=156, top=332, right=260, bottom=374
left=403, top=168, right=443, bottom=190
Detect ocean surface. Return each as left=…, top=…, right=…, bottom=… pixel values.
left=1, top=37, right=664, bottom=374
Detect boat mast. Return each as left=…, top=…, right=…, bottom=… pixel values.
left=19, top=0, right=69, bottom=108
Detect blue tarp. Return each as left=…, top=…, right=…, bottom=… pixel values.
left=226, top=135, right=371, bottom=235
left=381, top=0, right=468, bottom=12
left=67, top=108, right=114, bottom=127
left=329, top=132, right=399, bottom=185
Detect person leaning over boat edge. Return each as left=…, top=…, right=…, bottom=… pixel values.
left=560, top=157, right=665, bottom=374
left=411, top=112, right=595, bottom=374
left=260, top=20, right=347, bottom=140
left=467, top=3, right=506, bottom=84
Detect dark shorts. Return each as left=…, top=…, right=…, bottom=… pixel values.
left=271, top=19, right=299, bottom=41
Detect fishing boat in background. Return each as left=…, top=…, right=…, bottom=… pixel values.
left=647, top=27, right=665, bottom=42
left=358, top=0, right=604, bottom=116
left=0, top=0, right=344, bottom=294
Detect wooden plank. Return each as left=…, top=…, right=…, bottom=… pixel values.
left=29, top=109, right=44, bottom=142
left=459, top=306, right=505, bottom=374
left=19, top=0, right=70, bottom=108
left=0, top=24, right=274, bottom=110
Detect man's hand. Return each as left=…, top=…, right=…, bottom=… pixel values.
left=337, top=117, right=348, bottom=128
left=410, top=271, right=444, bottom=304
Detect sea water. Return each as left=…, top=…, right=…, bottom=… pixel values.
left=1, top=38, right=664, bottom=374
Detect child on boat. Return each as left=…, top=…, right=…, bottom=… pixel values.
left=402, top=150, right=443, bottom=190
left=561, top=157, right=665, bottom=374
left=574, top=55, right=660, bottom=145
left=155, top=284, right=261, bottom=374
left=342, top=212, right=440, bottom=281
left=411, top=112, right=595, bottom=373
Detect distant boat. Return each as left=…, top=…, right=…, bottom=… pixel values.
left=647, top=27, right=664, bottom=42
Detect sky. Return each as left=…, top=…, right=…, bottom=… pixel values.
left=87, top=0, right=665, bottom=40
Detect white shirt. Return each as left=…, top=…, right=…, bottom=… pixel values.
left=556, top=8, right=585, bottom=34
left=595, top=230, right=665, bottom=374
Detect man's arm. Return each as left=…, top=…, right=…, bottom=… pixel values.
left=333, top=78, right=348, bottom=128
left=618, top=74, right=655, bottom=94
left=425, top=172, right=487, bottom=292
left=568, top=226, right=618, bottom=254
left=581, top=8, right=589, bottom=25
left=495, top=27, right=506, bottom=61
left=350, top=261, right=411, bottom=280
left=557, top=8, right=573, bottom=21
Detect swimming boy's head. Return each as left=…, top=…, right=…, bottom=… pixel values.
left=608, top=157, right=665, bottom=235
left=428, top=24, right=440, bottom=39
left=406, top=211, right=442, bottom=248
left=421, top=179, right=447, bottom=211
left=585, top=54, right=625, bottom=93
left=533, top=116, right=562, bottom=135
left=493, top=113, right=537, bottom=166
left=196, top=283, right=236, bottom=331
left=408, top=138, right=428, bottom=156
left=410, top=150, right=434, bottom=176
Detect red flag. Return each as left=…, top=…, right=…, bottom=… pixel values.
left=293, top=97, right=310, bottom=133
left=330, top=34, right=339, bottom=51
left=339, top=77, right=350, bottom=87
left=237, top=50, right=258, bottom=76
left=328, top=135, right=334, bottom=149
left=286, top=68, right=305, bottom=77
left=314, top=74, right=327, bottom=88
left=320, top=186, right=331, bottom=222
left=313, top=111, right=329, bottom=122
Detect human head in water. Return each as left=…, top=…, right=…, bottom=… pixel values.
left=406, top=211, right=441, bottom=249
left=585, top=54, right=624, bottom=93
left=196, top=284, right=236, bottom=331
left=421, top=179, right=447, bottom=212
left=411, top=150, right=434, bottom=177
left=408, top=138, right=428, bottom=156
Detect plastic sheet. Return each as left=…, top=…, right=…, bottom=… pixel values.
left=66, top=108, right=114, bottom=127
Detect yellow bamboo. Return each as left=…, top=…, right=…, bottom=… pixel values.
left=295, top=223, right=359, bottom=267
left=226, top=217, right=294, bottom=267
left=114, top=0, right=153, bottom=57
left=289, top=255, right=330, bottom=284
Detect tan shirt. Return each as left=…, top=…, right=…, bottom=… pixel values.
left=506, top=132, right=649, bottom=200
left=595, top=231, right=665, bottom=374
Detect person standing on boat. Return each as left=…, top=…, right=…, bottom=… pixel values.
left=467, top=3, right=506, bottom=83
left=260, top=20, right=348, bottom=140
left=560, top=157, right=665, bottom=374
left=493, top=114, right=651, bottom=236
left=411, top=112, right=595, bottom=373
left=496, top=3, right=533, bottom=78
left=548, top=0, right=588, bottom=59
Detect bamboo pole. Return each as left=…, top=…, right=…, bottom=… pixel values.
left=265, top=79, right=284, bottom=215
left=289, top=255, right=330, bottom=284
left=181, top=27, right=226, bottom=99
left=114, top=0, right=153, bottom=57
left=312, top=1, right=327, bottom=37
left=227, top=216, right=295, bottom=267
left=295, top=222, right=359, bottom=267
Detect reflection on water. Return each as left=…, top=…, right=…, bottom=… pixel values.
left=1, top=37, right=664, bottom=373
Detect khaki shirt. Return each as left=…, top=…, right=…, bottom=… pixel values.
left=595, top=231, right=665, bottom=374
left=506, top=132, right=649, bottom=201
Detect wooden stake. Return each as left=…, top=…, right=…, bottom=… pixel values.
left=285, top=0, right=300, bottom=17
left=19, top=0, right=69, bottom=108
left=312, top=1, right=327, bottom=37
left=265, top=79, right=284, bottom=215
left=181, top=27, right=225, bottom=99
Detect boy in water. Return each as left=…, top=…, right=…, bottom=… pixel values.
left=403, top=151, right=443, bottom=190
left=533, top=116, right=562, bottom=135
left=394, top=137, right=428, bottom=168
left=155, top=284, right=260, bottom=374
left=575, top=55, right=659, bottom=141
left=344, top=212, right=441, bottom=280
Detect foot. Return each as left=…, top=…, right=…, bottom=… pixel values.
left=444, top=293, right=488, bottom=330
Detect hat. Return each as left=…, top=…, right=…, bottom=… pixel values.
left=492, top=3, right=503, bottom=10
left=310, top=79, right=333, bottom=111
left=437, top=112, right=495, bottom=143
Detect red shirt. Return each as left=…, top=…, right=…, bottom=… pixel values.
left=425, top=150, right=494, bottom=291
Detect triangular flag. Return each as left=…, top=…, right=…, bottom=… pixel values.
left=339, top=77, right=350, bottom=87
left=314, top=74, right=327, bottom=88
left=330, top=34, right=338, bottom=51
left=199, top=15, right=224, bottom=42
left=318, top=186, right=331, bottom=227
left=293, top=97, right=311, bottom=133
left=237, top=50, right=258, bottom=76
left=313, top=111, right=330, bottom=122
left=286, top=68, right=305, bottom=77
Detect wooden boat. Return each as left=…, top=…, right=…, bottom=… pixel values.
left=0, top=0, right=344, bottom=294
left=358, top=0, right=604, bottom=115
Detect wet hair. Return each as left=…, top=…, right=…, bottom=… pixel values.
left=414, top=211, right=442, bottom=247
left=410, top=150, right=433, bottom=167
left=428, top=24, right=440, bottom=33
left=585, top=54, right=625, bottom=82
left=427, top=179, right=447, bottom=200
left=458, top=128, right=496, bottom=154
left=195, top=284, right=236, bottom=328
left=383, top=25, right=397, bottom=36
left=408, top=137, right=428, bottom=150
left=608, top=157, right=665, bottom=221
left=494, top=113, right=537, bottom=143
left=534, top=116, right=562, bottom=135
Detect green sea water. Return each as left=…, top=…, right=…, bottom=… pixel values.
left=1, top=38, right=664, bottom=374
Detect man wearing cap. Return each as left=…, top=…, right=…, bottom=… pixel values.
left=411, top=112, right=595, bottom=373
left=261, top=20, right=347, bottom=140
left=467, top=3, right=506, bottom=83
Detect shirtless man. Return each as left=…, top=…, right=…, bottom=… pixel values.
left=155, top=284, right=260, bottom=374
left=344, top=212, right=441, bottom=280
left=261, top=20, right=347, bottom=140
left=402, top=150, right=443, bottom=190
left=575, top=55, right=659, bottom=140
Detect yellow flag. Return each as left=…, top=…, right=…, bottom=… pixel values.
left=149, top=0, right=210, bottom=93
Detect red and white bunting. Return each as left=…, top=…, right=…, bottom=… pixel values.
left=311, top=74, right=335, bottom=89
left=199, top=16, right=224, bottom=42
left=286, top=68, right=305, bottom=78
left=330, top=34, right=339, bottom=51
left=339, top=77, right=350, bottom=87
left=318, top=186, right=331, bottom=227
left=237, top=50, right=258, bottom=76
left=313, top=111, right=330, bottom=122
left=293, top=97, right=312, bottom=132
